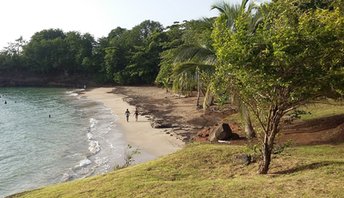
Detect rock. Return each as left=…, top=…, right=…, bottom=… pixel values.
left=233, top=154, right=252, bottom=165
left=230, top=132, right=240, bottom=140
left=150, top=118, right=173, bottom=128
left=209, top=123, right=232, bottom=142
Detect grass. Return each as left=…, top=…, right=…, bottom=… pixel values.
left=11, top=143, right=344, bottom=198
left=225, top=99, right=344, bottom=132
left=298, top=100, right=344, bottom=120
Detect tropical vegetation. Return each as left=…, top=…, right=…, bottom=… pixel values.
left=1, top=0, right=343, bottom=174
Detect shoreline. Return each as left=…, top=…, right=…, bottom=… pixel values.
left=83, top=87, right=184, bottom=158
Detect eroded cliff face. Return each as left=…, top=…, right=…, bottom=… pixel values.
left=0, top=71, right=98, bottom=87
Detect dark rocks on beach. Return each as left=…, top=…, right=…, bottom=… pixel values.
left=151, top=118, right=172, bottom=128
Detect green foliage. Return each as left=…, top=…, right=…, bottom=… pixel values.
left=155, top=22, right=185, bottom=86
left=155, top=19, right=215, bottom=91
left=0, top=37, right=27, bottom=71
left=213, top=0, right=344, bottom=173
left=104, top=20, right=165, bottom=85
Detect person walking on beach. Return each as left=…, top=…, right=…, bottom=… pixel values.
left=125, top=109, right=130, bottom=122
left=134, top=107, right=139, bottom=122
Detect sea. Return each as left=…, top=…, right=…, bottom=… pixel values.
left=0, top=87, right=133, bottom=197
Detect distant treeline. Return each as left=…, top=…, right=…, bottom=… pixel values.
left=0, top=19, right=210, bottom=86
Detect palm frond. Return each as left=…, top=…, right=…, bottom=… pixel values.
left=240, top=0, right=250, bottom=13
left=211, top=1, right=241, bottom=28
left=173, top=62, right=215, bottom=76
left=174, top=45, right=216, bottom=65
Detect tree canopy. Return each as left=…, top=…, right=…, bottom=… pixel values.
left=212, top=0, right=344, bottom=173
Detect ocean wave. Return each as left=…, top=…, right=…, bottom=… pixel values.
left=65, top=89, right=85, bottom=97
left=65, top=91, right=79, bottom=97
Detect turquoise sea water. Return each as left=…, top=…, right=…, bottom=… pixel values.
left=0, top=88, right=128, bottom=197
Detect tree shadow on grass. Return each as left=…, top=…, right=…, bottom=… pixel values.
left=273, top=161, right=344, bottom=174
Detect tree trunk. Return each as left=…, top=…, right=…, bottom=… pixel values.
left=242, top=104, right=256, bottom=138
left=196, top=69, right=200, bottom=108
left=258, top=106, right=284, bottom=174
left=259, top=139, right=272, bottom=174
left=202, top=85, right=213, bottom=111
left=244, top=116, right=256, bottom=139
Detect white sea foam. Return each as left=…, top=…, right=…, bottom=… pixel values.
left=89, top=140, right=101, bottom=154
left=66, top=90, right=79, bottom=97
left=90, top=118, right=98, bottom=128
left=78, top=158, right=92, bottom=168
left=87, top=132, right=93, bottom=140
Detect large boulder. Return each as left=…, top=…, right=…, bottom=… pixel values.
left=233, top=154, right=252, bottom=165
left=209, top=123, right=233, bottom=142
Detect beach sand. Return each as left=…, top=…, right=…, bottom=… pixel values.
left=84, top=87, right=184, bottom=158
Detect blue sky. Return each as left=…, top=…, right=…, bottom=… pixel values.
left=0, top=0, right=247, bottom=48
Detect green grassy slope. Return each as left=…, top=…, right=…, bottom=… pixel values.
left=12, top=143, right=344, bottom=198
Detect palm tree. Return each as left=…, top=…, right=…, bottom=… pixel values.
left=210, top=0, right=261, bottom=138
left=171, top=18, right=216, bottom=108
left=172, top=46, right=216, bottom=107
left=171, top=1, right=261, bottom=138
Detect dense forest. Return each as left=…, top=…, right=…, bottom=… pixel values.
left=0, top=18, right=213, bottom=86
left=1, top=0, right=343, bottom=173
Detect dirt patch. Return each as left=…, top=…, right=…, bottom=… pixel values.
left=278, top=114, right=344, bottom=145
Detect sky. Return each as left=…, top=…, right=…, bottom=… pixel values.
left=0, top=0, right=242, bottom=49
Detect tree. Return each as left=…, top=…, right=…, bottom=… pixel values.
left=213, top=0, right=344, bottom=174
left=115, top=20, right=164, bottom=85
left=155, top=21, right=185, bottom=89
left=23, top=29, right=69, bottom=73
left=126, top=30, right=167, bottom=84
left=0, top=37, right=27, bottom=71
left=171, top=19, right=216, bottom=106
left=104, top=27, right=129, bottom=82
left=211, top=0, right=259, bottom=138
left=64, top=31, right=95, bottom=73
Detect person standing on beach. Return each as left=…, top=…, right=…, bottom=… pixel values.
left=125, top=109, right=130, bottom=122
left=134, top=107, right=139, bottom=121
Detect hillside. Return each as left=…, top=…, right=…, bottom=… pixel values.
left=8, top=87, right=344, bottom=197
left=11, top=143, right=344, bottom=198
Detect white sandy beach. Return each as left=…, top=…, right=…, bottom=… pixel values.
left=84, top=87, right=184, bottom=158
